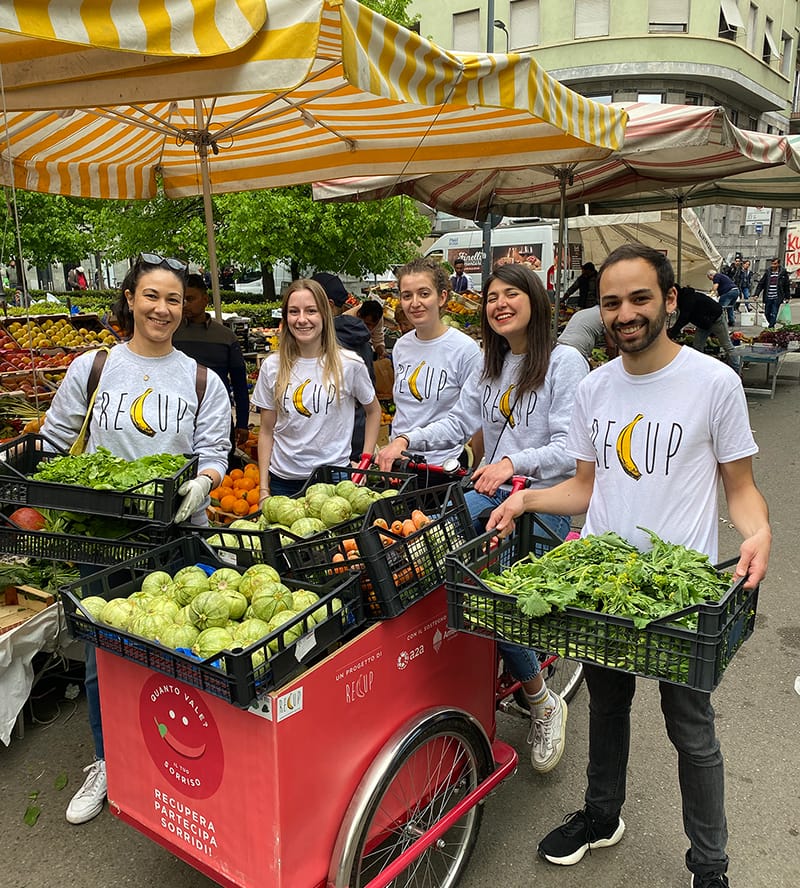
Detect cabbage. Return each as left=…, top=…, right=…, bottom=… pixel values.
left=349, top=490, right=374, bottom=516
left=222, top=590, right=248, bottom=621
left=311, top=596, right=343, bottom=626
left=303, top=493, right=329, bottom=520
left=208, top=567, right=243, bottom=595
left=174, top=565, right=208, bottom=584
left=290, top=516, right=325, bottom=537
left=291, top=589, right=320, bottom=615
left=250, top=586, right=294, bottom=622
left=305, top=482, right=335, bottom=499
left=232, top=618, right=271, bottom=646
left=262, top=495, right=292, bottom=524
left=161, top=623, right=199, bottom=650
left=320, top=496, right=353, bottom=527
left=227, top=519, right=263, bottom=550
left=266, top=610, right=304, bottom=654
left=129, top=612, right=172, bottom=641
left=100, top=598, right=135, bottom=629
left=189, top=591, right=230, bottom=629
left=381, top=489, right=398, bottom=498
left=335, top=479, right=359, bottom=500
left=273, top=501, right=305, bottom=528
left=192, top=627, right=234, bottom=660
left=174, top=605, right=194, bottom=626
left=147, top=597, right=180, bottom=621
left=80, top=595, right=108, bottom=620
left=141, top=570, right=176, bottom=598
left=127, top=590, right=155, bottom=608
left=206, top=531, right=239, bottom=548
left=174, top=570, right=210, bottom=606
left=240, top=572, right=280, bottom=602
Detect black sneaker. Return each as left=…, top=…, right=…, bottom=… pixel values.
left=690, top=875, right=729, bottom=888
left=538, top=808, right=625, bottom=866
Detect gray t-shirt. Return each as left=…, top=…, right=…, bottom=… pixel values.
left=557, top=305, right=604, bottom=359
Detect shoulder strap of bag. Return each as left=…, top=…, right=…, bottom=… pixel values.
left=69, top=347, right=109, bottom=455
left=193, top=364, right=208, bottom=433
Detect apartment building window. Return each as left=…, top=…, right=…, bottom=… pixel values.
left=794, top=69, right=800, bottom=113
left=586, top=93, right=613, bottom=103
left=685, top=92, right=703, bottom=105
left=638, top=92, right=665, bottom=103
left=780, top=32, right=793, bottom=78
left=746, top=4, right=758, bottom=53
left=728, top=108, right=739, bottom=125
left=575, top=0, right=609, bottom=39
left=649, top=0, right=688, bottom=33
left=453, top=9, right=480, bottom=51
left=719, top=0, right=745, bottom=40
left=749, top=115, right=759, bottom=129
left=510, top=0, right=540, bottom=48
left=763, top=17, right=779, bottom=63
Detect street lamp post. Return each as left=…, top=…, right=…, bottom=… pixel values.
left=494, top=19, right=510, bottom=53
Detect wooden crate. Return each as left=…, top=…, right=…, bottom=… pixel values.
left=0, top=585, right=55, bottom=634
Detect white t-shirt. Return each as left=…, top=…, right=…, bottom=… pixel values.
left=251, top=351, right=375, bottom=479
left=566, top=346, right=758, bottom=560
left=391, top=327, right=482, bottom=465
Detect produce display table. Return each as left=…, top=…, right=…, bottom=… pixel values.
left=735, top=344, right=788, bottom=398
left=98, top=586, right=496, bottom=888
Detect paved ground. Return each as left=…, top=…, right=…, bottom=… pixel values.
left=1, top=304, right=798, bottom=888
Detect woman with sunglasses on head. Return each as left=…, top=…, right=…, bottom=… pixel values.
left=41, top=253, right=233, bottom=827
left=251, top=278, right=380, bottom=498
left=378, top=262, right=589, bottom=775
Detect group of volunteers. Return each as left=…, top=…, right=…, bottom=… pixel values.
left=47, top=246, right=769, bottom=888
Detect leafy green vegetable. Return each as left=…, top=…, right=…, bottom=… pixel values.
left=483, top=528, right=730, bottom=630
left=31, top=448, right=187, bottom=491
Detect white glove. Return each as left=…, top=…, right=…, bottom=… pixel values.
left=175, top=474, right=213, bottom=523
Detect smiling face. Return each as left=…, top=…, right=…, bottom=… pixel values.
left=484, top=276, right=532, bottom=354
left=286, top=287, right=324, bottom=355
left=398, top=270, right=448, bottom=339
left=599, top=257, right=678, bottom=370
left=126, top=268, right=185, bottom=356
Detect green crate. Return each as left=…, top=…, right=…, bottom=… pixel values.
left=445, top=516, right=756, bottom=691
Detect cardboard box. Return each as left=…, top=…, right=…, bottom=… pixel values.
left=0, top=585, right=55, bottom=635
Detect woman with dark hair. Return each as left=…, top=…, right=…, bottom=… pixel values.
left=41, top=253, right=233, bottom=827
left=379, top=263, right=588, bottom=774
left=251, top=278, right=380, bottom=498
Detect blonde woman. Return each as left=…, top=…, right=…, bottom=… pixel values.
left=251, top=279, right=380, bottom=498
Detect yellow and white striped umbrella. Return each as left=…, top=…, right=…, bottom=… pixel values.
left=0, top=0, right=626, bottom=201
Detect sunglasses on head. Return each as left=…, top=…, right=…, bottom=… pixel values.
left=138, top=252, right=187, bottom=273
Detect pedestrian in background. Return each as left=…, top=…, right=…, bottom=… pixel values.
left=489, top=244, right=770, bottom=888
left=739, top=259, right=753, bottom=311
left=669, top=286, right=740, bottom=372
left=707, top=269, right=739, bottom=327
left=563, top=262, right=599, bottom=309
left=752, top=257, right=790, bottom=328
left=450, top=258, right=473, bottom=294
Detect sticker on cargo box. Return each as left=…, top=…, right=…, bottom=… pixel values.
left=139, top=675, right=224, bottom=799
left=276, top=687, right=303, bottom=722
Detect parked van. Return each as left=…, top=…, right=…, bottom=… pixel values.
left=424, top=223, right=565, bottom=291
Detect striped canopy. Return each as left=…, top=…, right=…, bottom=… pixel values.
left=0, top=0, right=626, bottom=201
left=313, top=102, right=800, bottom=219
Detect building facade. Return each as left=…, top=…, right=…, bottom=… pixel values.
left=410, top=0, right=800, bottom=271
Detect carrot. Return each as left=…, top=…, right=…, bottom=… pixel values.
left=372, top=518, right=389, bottom=530
left=342, top=537, right=359, bottom=555
left=379, top=533, right=394, bottom=547
left=332, top=552, right=347, bottom=574
left=347, top=549, right=361, bottom=561
left=392, top=565, right=414, bottom=585
left=411, top=509, right=430, bottom=529
left=390, top=519, right=405, bottom=535
left=401, top=519, right=417, bottom=537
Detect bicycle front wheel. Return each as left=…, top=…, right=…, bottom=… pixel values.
left=541, top=655, right=584, bottom=704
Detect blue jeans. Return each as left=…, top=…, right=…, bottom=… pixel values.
left=583, top=665, right=727, bottom=877
left=268, top=472, right=307, bottom=497
left=84, top=644, right=104, bottom=759
left=719, top=288, right=739, bottom=326
left=465, top=487, right=570, bottom=682
left=763, top=297, right=780, bottom=327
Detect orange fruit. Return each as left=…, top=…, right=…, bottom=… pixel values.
left=219, top=494, right=238, bottom=513
left=222, top=474, right=233, bottom=488
left=248, top=502, right=260, bottom=515
left=232, top=498, right=250, bottom=516
left=229, top=468, right=244, bottom=481
left=244, top=463, right=259, bottom=476
left=236, top=476, right=256, bottom=492
left=246, top=488, right=260, bottom=506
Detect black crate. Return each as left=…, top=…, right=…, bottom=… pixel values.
left=0, top=434, right=198, bottom=525
left=0, top=511, right=174, bottom=565
left=60, top=535, right=364, bottom=707
left=299, top=463, right=416, bottom=497
left=445, top=518, right=757, bottom=692
left=283, top=483, right=475, bottom=619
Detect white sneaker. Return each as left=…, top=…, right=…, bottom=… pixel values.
left=528, top=694, right=568, bottom=773
left=66, top=759, right=106, bottom=824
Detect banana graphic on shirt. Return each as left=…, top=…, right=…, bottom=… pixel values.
left=292, top=378, right=312, bottom=417
left=407, top=361, right=426, bottom=402
left=130, top=388, right=156, bottom=437
left=498, top=384, right=516, bottom=428
left=616, top=413, right=644, bottom=480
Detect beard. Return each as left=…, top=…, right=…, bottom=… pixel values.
left=608, top=304, right=670, bottom=354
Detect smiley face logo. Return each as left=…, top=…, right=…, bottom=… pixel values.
left=139, top=675, right=224, bottom=799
